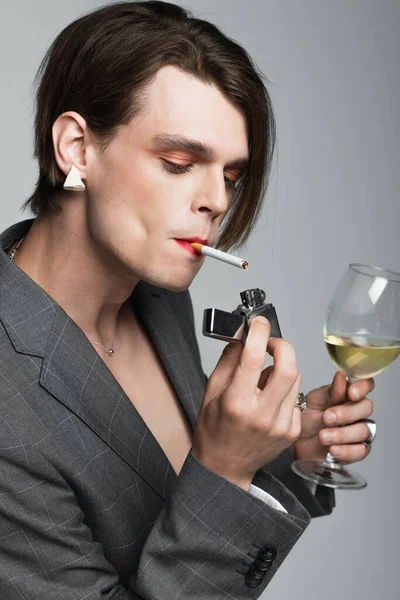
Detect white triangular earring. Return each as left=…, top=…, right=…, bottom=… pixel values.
left=63, top=165, right=85, bottom=191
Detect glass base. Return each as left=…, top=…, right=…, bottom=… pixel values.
left=291, top=459, right=368, bottom=489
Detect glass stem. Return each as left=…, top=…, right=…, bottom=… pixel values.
left=323, top=452, right=341, bottom=469
left=323, top=375, right=356, bottom=469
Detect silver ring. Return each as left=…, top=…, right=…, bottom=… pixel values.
left=295, top=392, right=307, bottom=412
left=362, top=419, right=376, bottom=446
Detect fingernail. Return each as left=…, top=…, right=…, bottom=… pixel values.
left=321, top=431, right=332, bottom=444
left=331, top=446, right=341, bottom=458
left=325, top=411, right=336, bottom=424
left=253, top=316, right=269, bottom=326
left=352, top=387, right=361, bottom=400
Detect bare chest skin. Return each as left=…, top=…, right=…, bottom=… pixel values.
left=102, top=304, right=193, bottom=477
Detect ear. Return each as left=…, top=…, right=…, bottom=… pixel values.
left=52, top=111, right=89, bottom=181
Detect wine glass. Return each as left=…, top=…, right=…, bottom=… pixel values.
left=292, top=263, right=400, bottom=489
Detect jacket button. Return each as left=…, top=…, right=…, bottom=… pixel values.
left=245, top=570, right=264, bottom=588
left=255, top=558, right=273, bottom=571
left=259, top=545, right=277, bottom=562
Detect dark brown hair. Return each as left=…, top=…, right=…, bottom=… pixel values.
left=23, top=1, right=276, bottom=251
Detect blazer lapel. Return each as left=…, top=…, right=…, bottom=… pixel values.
left=131, top=283, right=205, bottom=431
left=0, top=221, right=206, bottom=502
left=39, top=304, right=178, bottom=500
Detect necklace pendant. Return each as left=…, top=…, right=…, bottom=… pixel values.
left=107, top=348, right=114, bottom=356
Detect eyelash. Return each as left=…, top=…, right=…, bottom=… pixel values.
left=161, top=159, right=238, bottom=191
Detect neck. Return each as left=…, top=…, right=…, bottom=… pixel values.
left=11, top=202, right=140, bottom=347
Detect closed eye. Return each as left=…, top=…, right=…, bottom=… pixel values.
left=161, top=159, right=192, bottom=174
left=224, top=176, right=238, bottom=191
left=161, top=159, right=238, bottom=191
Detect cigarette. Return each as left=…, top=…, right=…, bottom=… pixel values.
left=190, top=243, right=249, bottom=270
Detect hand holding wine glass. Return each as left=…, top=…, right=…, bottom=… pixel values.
left=292, top=263, right=400, bottom=489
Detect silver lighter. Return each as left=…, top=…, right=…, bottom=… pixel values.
left=202, top=288, right=282, bottom=345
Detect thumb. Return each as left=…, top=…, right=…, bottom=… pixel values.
left=205, top=341, right=243, bottom=403
left=328, top=370, right=349, bottom=406
left=306, top=371, right=348, bottom=411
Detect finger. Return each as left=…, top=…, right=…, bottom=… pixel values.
left=305, top=371, right=347, bottom=411
left=323, top=398, right=374, bottom=427
left=290, top=393, right=302, bottom=438
left=288, top=375, right=303, bottom=429
left=229, top=316, right=271, bottom=400
left=347, top=377, right=375, bottom=402
left=328, top=371, right=349, bottom=406
left=259, top=337, right=299, bottom=408
left=319, top=421, right=374, bottom=446
left=281, top=373, right=302, bottom=423
left=257, top=365, right=274, bottom=391
left=206, top=341, right=243, bottom=402
left=329, top=443, right=372, bottom=463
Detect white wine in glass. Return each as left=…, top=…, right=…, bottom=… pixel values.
left=325, top=334, right=400, bottom=380
left=292, top=263, right=400, bottom=489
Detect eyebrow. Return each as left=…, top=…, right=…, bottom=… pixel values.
left=151, top=133, right=249, bottom=170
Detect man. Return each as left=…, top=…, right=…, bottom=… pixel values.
left=0, top=2, right=374, bottom=598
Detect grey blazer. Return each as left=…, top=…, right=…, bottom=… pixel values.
left=0, top=219, right=334, bottom=599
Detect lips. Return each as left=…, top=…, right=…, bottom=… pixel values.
left=174, top=239, right=206, bottom=258
left=176, top=237, right=209, bottom=245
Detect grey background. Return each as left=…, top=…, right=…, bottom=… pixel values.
left=1, top=1, right=399, bottom=598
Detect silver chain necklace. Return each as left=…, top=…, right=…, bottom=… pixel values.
left=8, top=236, right=119, bottom=356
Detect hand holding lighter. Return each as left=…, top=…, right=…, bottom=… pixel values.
left=202, top=289, right=307, bottom=413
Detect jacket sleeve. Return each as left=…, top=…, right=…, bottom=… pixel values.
left=254, top=447, right=335, bottom=518
left=0, top=440, right=311, bottom=599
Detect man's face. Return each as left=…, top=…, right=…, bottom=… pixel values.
left=85, top=65, right=249, bottom=291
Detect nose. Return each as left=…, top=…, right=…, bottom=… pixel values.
left=192, top=168, right=231, bottom=218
